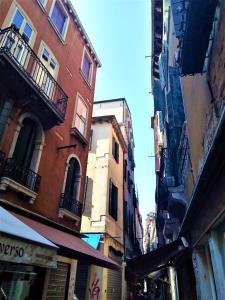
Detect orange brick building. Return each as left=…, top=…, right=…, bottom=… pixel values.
left=0, top=1, right=117, bottom=299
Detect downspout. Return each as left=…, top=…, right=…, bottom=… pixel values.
left=0, top=98, right=14, bottom=143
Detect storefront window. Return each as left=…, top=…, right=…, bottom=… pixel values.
left=0, top=263, right=45, bottom=300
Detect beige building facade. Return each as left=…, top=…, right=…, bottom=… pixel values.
left=81, top=115, right=127, bottom=300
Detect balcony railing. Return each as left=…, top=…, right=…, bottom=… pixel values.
left=59, top=193, right=83, bottom=217
left=0, top=26, right=68, bottom=127
left=2, top=158, right=41, bottom=193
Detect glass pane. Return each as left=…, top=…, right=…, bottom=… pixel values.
left=77, top=98, right=87, bottom=119
left=82, top=54, right=91, bottom=79
left=75, top=115, right=85, bottom=135
left=12, top=9, right=24, bottom=30
left=51, top=1, right=66, bottom=34
left=42, top=48, right=49, bottom=61
left=50, top=58, right=56, bottom=70
left=23, top=23, right=32, bottom=41
left=0, top=263, right=44, bottom=300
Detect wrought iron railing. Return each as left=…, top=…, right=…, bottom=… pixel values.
left=2, top=158, right=41, bottom=192
left=0, top=26, right=68, bottom=119
left=177, top=122, right=191, bottom=185
left=0, top=151, right=6, bottom=176
left=59, top=193, right=83, bottom=217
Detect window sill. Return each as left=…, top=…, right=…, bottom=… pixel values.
left=80, top=69, right=92, bottom=90
left=0, top=177, right=38, bottom=204
left=48, top=16, right=66, bottom=45
left=70, top=127, right=88, bottom=146
left=58, top=208, right=81, bottom=224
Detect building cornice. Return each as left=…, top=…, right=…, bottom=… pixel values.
left=65, top=0, right=102, bottom=67
left=92, top=115, right=128, bottom=153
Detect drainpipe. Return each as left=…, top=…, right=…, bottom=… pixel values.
left=0, top=98, right=14, bottom=142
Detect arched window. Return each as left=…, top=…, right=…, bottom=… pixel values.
left=4, top=115, right=44, bottom=193
left=13, top=118, right=37, bottom=170
left=60, top=157, right=82, bottom=217
left=64, top=158, right=81, bottom=200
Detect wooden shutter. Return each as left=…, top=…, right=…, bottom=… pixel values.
left=83, top=176, right=88, bottom=201
left=115, top=142, right=119, bottom=163
left=112, top=138, right=116, bottom=159
left=109, top=179, right=113, bottom=216
left=89, top=129, right=93, bottom=150
left=113, top=184, right=118, bottom=221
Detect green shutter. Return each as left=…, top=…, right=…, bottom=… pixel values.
left=13, top=118, right=36, bottom=170
left=84, top=176, right=88, bottom=201
left=112, top=138, right=115, bottom=159
left=89, top=129, right=93, bottom=151
left=114, top=185, right=118, bottom=220
left=109, top=179, right=113, bottom=216
left=115, top=142, right=119, bottom=163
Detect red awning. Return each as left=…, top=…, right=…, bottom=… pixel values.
left=15, top=214, right=120, bottom=271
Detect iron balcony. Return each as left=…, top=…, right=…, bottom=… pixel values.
left=0, top=152, right=41, bottom=203
left=0, top=26, right=68, bottom=129
left=2, top=157, right=41, bottom=192
left=59, top=193, right=83, bottom=217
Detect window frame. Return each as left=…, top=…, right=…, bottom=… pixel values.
left=49, top=0, right=69, bottom=42
left=3, top=3, right=37, bottom=49
left=81, top=48, right=94, bottom=86
left=73, top=94, right=88, bottom=138
left=37, top=41, right=59, bottom=78
left=108, top=179, right=118, bottom=221
left=37, top=0, right=47, bottom=10
left=10, top=7, right=34, bottom=45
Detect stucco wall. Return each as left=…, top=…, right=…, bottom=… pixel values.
left=180, top=74, right=212, bottom=180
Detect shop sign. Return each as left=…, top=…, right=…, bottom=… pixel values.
left=0, top=236, right=57, bottom=268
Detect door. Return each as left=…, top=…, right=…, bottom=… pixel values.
left=33, top=44, right=58, bottom=99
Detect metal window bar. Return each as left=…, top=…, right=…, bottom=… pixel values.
left=59, top=193, right=83, bottom=217
left=0, top=26, right=68, bottom=118
left=2, top=157, right=41, bottom=192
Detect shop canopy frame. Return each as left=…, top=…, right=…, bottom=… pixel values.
left=15, top=213, right=120, bottom=271
left=126, top=238, right=188, bottom=277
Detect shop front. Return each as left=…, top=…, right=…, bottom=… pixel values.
left=13, top=214, right=120, bottom=300
left=0, top=206, right=58, bottom=300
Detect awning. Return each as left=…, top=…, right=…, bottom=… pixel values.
left=126, top=238, right=188, bottom=276
left=0, top=207, right=58, bottom=268
left=15, top=213, right=120, bottom=271
left=82, top=233, right=101, bottom=249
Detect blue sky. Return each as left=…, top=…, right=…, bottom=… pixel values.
left=73, top=0, right=156, bottom=219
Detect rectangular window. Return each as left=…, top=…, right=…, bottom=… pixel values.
left=12, top=10, right=24, bottom=30
left=109, top=179, right=118, bottom=221
left=37, top=0, right=47, bottom=7
left=11, top=9, right=33, bottom=43
left=81, top=50, right=93, bottom=84
left=112, top=138, right=119, bottom=163
left=74, top=96, right=88, bottom=136
left=50, top=0, right=68, bottom=39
